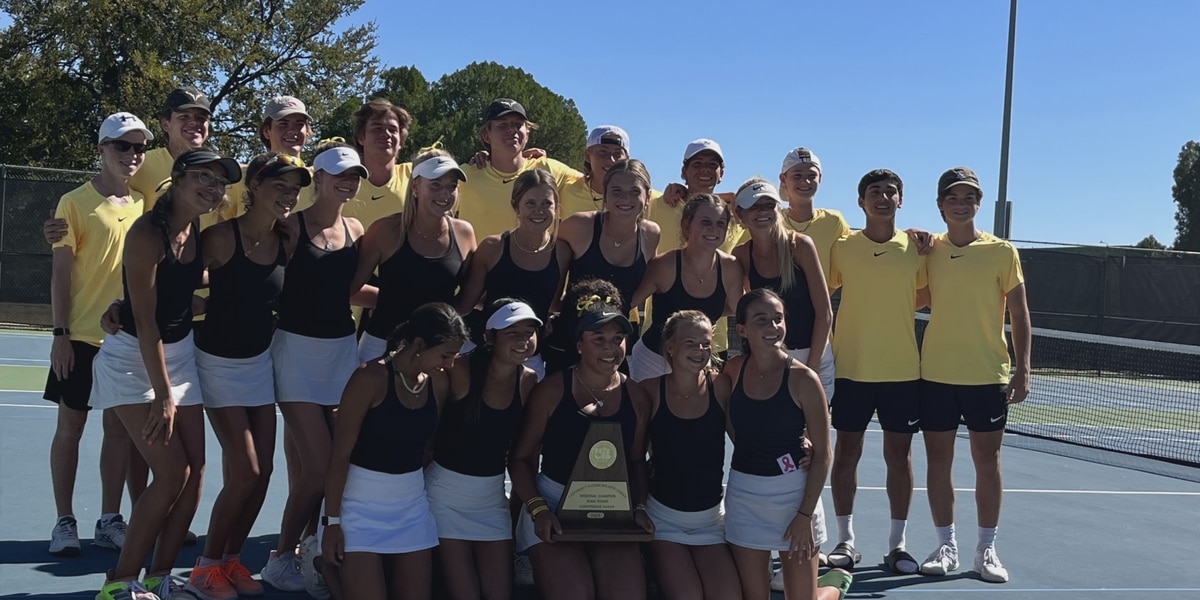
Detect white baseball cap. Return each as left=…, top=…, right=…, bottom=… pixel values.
left=683, top=138, right=724, bottom=163
left=314, top=147, right=369, bottom=178
left=587, top=125, right=630, bottom=152
left=99, top=112, right=154, bottom=143
left=412, top=155, right=468, bottom=182
left=486, top=301, right=543, bottom=330
left=735, top=180, right=783, bottom=209
left=780, top=147, right=822, bottom=175
left=264, top=96, right=309, bottom=121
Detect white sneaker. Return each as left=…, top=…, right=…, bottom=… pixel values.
left=919, top=543, right=959, bottom=576
left=260, top=549, right=305, bottom=592
left=769, top=567, right=786, bottom=592
left=974, top=547, right=1009, bottom=583
left=299, top=535, right=331, bottom=600
left=94, top=515, right=127, bottom=551
left=49, top=516, right=81, bottom=557
left=513, top=553, right=535, bottom=588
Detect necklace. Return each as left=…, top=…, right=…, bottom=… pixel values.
left=397, top=370, right=427, bottom=396
left=605, top=226, right=636, bottom=248
left=683, top=251, right=717, bottom=285
left=413, top=223, right=447, bottom=241
left=668, top=373, right=703, bottom=401
left=575, top=371, right=617, bottom=411
left=512, top=230, right=552, bottom=253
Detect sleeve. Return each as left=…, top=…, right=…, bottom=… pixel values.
left=915, top=252, right=928, bottom=289
left=828, top=239, right=843, bottom=289
left=52, top=195, right=79, bottom=251
left=835, top=211, right=851, bottom=238
left=544, top=158, right=584, bottom=188
left=1002, top=245, right=1024, bottom=292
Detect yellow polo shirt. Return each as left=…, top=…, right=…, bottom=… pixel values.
left=457, top=157, right=580, bottom=239
left=342, top=162, right=413, bottom=229
left=785, top=208, right=850, bottom=279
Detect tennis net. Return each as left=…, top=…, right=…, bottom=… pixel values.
left=914, top=313, right=1200, bottom=482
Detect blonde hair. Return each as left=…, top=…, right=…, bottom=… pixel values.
left=736, top=176, right=796, bottom=293
left=662, top=310, right=719, bottom=372
left=510, top=168, right=561, bottom=240
left=679, top=193, right=730, bottom=248
left=601, top=158, right=652, bottom=222
left=399, top=148, right=457, bottom=248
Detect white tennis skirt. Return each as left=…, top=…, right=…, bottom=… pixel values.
left=196, top=347, right=275, bottom=408
left=425, top=462, right=511, bottom=542
left=514, top=473, right=564, bottom=552
left=628, top=338, right=671, bottom=383
left=319, top=464, right=438, bottom=554
left=90, top=330, right=200, bottom=410
left=724, top=469, right=827, bottom=552
left=786, top=344, right=836, bottom=403
left=272, top=330, right=358, bottom=405
left=357, top=332, right=388, bottom=365
left=647, top=495, right=725, bottom=546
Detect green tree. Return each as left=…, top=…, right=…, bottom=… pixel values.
left=1134, top=235, right=1167, bottom=250
left=0, top=0, right=379, bottom=168
left=1172, top=141, right=1200, bottom=251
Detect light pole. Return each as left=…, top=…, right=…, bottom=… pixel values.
left=995, top=0, right=1017, bottom=239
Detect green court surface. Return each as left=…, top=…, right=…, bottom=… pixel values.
left=1, top=364, right=46, bottom=392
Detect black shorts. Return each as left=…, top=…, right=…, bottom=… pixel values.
left=830, top=379, right=920, bottom=433
left=43, top=340, right=100, bottom=412
left=920, top=380, right=1008, bottom=432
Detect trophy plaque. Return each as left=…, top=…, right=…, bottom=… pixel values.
left=553, top=421, right=653, bottom=542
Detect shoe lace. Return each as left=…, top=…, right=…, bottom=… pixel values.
left=54, top=518, right=76, bottom=537
left=224, top=559, right=253, bottom=581
left=935, top=544, right=956, bottom=562
left=981, top=547, right=1002, bottom=567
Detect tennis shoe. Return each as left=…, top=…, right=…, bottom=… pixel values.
left=96, top=580, right=159, bottom=600
left=514, top=553, right=535, bottom=588
left=299, top=535, right=330, bottom=600
left=50, top=516, right=81, bottom=557
left=975, top=547, right=1009, bottom=583
left=93, top=515, right=127, bottom=551
left=260, top=549, right=305, bottom=592
left=919, top=543, right=959, bottom=576
left=143, top=574, right=194, bottom=600
left=185, top=562, right=237, bottom=600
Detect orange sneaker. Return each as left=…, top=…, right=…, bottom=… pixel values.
left=184, top=561, right=237, bottom=600
left=222, top=557, right=265, bottom=596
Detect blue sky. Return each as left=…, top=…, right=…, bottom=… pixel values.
left=342, top=0, right=1198, bottom=247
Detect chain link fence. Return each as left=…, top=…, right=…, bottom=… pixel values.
left=0, top=165, right=96, bottom=327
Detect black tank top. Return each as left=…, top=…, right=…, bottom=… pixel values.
left=120, top=220, right=204, bottom=344
left=432, top=366, right=523, bottom=477
left=649, top=374, right=726, bottom=511
left=540, top=370, right=638, bottom=485
left=729, top=359, right=808, bottom=476
left=276, top=214, right=357, bottom=339
left=640, top=252, right=727, bottom=353
left=747, top=240, right=815, bottom=349
left=482, top=231, right=560, bottom=321
left=366, top=220, right=463, bottom=339
left=569, top=214, right=646, bottom=316
left=349, top=361, right=438, bottom=475
left=196, top=220, right=287, bottom=358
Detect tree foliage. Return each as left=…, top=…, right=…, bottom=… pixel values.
left=1172, top=141, right=1200, bottom=251
left=0, top=0, right=378, bottom=168
left=1134, top=235, right=1167, bottom=250
left=322, top=62, right=587, bottom=168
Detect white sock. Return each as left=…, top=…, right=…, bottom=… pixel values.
left=889, top=519, right=907, bottom=551
left=837, top=514, right=855, bottom=545
left=58, top=514, right=75, bottom=521
left=100, top=513, right=119, bottom=524
left=978, top=527, right=998, bottom=551
left=936, top=524, right=957, bottom=547
left=222, top=554, right=238, bottom=562
left=198, top=556, right=222, bottom=568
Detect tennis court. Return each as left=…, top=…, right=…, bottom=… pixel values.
left=3, top=329, right=1199, bottom=599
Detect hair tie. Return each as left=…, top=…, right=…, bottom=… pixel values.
left=417, top=137, right=446, bottom=155
left=318, top=136, right=345, bottom=146
left=575, top=295, right=614, bottom=316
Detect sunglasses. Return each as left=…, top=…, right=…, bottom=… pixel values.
left=252, top=153, right=305, bottom=180
left=184, top=169, right=231, bottom=188
left=104, top=140, right=148, bottom=154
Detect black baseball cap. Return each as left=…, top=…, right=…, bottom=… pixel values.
left=172, top=148, right=242, bottom=184
left=575, top=308, right=633, bottom=339
left=163, top=86, right=212, bottom=115
left=482, top=98, right=527, bottom=123
left=248, top=153, right=311, bottom=187
left=937, top=167, right=983, bottom=197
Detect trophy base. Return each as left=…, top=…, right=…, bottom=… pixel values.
left=552, top=526, right=654, bottom=543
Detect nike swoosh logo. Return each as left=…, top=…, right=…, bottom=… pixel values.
left=502, top=177, right=518, bottom=184
left=950, top=254, right=964, bottom=259
left=118, top=216, right=128, bottom=222
left=907, top=419, right=920, bottom=426
left=990, top=415, right=1005, bottom=423
left=874, top=251, right=887, bottom=257
left=371, top=195, right=384, bottom=201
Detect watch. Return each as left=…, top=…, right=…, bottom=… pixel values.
left=321, top=515, right=341, bottom=526
left=53, top=327, right=71, bottom=336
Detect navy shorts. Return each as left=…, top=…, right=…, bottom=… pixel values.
left=43, top=340, right=99, bottom=412
left=830, top=379, right=920, bottom=433
left=920, top=380, right=1008, bottom=433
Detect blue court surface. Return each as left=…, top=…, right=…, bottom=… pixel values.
left=3, top=329, right=1199, bottom=599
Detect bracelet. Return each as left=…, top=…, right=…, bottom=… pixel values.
left=634, top=503, right=648, bottom=514
left=530, top=505, right=550, bottom=519
left=525, top=496, right=546, bottom=508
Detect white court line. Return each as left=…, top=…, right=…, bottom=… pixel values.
left=882, top=588, right=1200, bottom=594
left=856, top=485, right=1200, bottom=495
left=0, top=357, right=50, bottom=364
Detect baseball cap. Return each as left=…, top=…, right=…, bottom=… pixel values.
left=249, top=153, right=311, bottom=187
left=781, top=147, right=822, bottom=175
left=412, top=155, right=468, bottom=182
left=314, top=147, right=369, bottom=178
left=263, top=96, right=309, bottom=121
left=162, top=86, right=211, bottom=115
left=937, top=167, right=982, bottom=197
left=683, top=138, right=724, bottom=163
left=482, top=98, right=527, bottom=123
left=99, top=112, right=154, bottom=143
left=587, top=125, right=630, bottom=152
left=734, top=180, right=783, bottom=210
left=486, top=301, right=543, bottom=331
left=172, top=148, right=241, bottom=184
left=575, top=307, right=634, bottom=339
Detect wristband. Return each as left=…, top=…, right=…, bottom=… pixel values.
left=321, top=515, right=341, bottom=526
left=53, top=327, right=70, bottom=336
left=530, top=505, right=550, bottom=519
left=634, top=503, right=648, bottom=514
